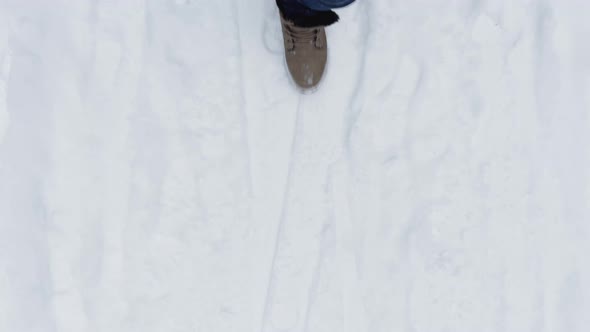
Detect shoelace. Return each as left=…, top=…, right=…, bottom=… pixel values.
left=285, top=24, right=322, bottom=50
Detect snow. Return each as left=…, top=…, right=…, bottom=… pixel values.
left=1, top=0, right=590, bottom=331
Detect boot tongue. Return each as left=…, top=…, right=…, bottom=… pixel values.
left=286, top=25, right=324, bottom=51
left=287, top=25, right=318, bottom=43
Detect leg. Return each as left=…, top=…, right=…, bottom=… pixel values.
left=276, top=0, right=340, bottom=27
left=275, top=0, right=356, bottom=90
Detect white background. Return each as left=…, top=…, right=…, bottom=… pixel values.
left=1, top=0, right=589, bottom=331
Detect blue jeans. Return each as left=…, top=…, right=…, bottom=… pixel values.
left=298, top=0, right=356, bottom=10
left=277, top=0, right=356, bottom=27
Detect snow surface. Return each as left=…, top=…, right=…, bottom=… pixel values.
left=1, top=0, right=590, bottom=331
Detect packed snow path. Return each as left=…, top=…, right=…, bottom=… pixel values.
left=1, top=1, right=589, bottom=331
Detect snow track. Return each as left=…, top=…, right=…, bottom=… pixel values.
left=1, top=1, right=590, bottom=331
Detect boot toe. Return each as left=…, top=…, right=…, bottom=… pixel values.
left=287, top=59, right=324, bottom=90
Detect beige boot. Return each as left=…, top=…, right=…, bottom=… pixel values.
left=279, top=14, right=328, bottom=91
